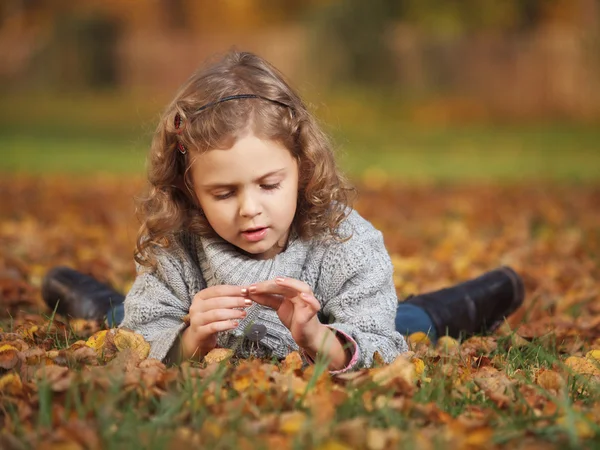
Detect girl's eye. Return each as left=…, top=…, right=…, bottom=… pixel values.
left=261, top=183, right=281, bottom=191
left=214, top=191, right=234, bottom=200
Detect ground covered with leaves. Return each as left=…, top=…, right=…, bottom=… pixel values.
left=0, top=176, right=599, bottom=449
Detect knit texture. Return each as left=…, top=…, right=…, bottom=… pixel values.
left=120, top=209, right=408, bottom=366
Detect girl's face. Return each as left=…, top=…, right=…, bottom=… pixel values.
left=190, top=133, right=299, bottom=260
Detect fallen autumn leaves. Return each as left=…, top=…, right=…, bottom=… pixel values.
left=1, top=176, right=599, bottom=449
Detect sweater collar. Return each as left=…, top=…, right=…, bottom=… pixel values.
left=197, top=230, right=311, bottom=287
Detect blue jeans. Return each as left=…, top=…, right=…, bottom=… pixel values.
left=107, top=302, right=436, bottom=340
left=395, top=302, right=437, bottom=341
left=106, top=303, right=125, bottom=328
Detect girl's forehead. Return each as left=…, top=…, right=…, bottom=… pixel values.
left=191, top=134, right=296, bottom=183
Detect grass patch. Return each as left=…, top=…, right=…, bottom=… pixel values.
left=2, top=92, right=599, bottom=181
left=3, top=124, right=600, bottom=181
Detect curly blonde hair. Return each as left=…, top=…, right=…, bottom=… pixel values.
left=135, top=51, right=355, bottom=267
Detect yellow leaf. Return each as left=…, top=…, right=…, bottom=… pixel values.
left=232, top=373, right=253, bottom=393
left=200, top=419, right=222, bottom=439
left=436, top=336, right=459, bottom=351
left=0, top=344, right=19, bottom=353
left=412, top=358, right=425, bottom=377
left=113, top=329, right=150, bottom=359
left=557, top=416, right=595, bottom=439
left=464, top=427, right=494, bottom=447
left=279, top=411, right=307, bottom=435
left=18, top=324, right=38, bottom=340
left=565, top=356, right=600, bottom=376
left=408, top=332, right=431, bottom=346
left=0, top=372, right=23, bottom=395
left=204, top=348, right=234, bottom=365
left=85, top=330, right=108, bottom=355
left=366, top=427, right=388, bottom=450
left=316, top=440, right=353, bottom=450
left=585, top=349, right=600, bottom=362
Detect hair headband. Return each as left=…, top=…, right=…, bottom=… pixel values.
left=174, top=94, right=294, bottom=155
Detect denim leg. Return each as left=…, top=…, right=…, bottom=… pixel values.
left=395, top=303, right=437, bottom=341
left=106, top=302, right=125, bottom=328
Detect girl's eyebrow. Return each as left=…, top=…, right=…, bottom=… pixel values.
left=202, top=168, right=286, bottom=189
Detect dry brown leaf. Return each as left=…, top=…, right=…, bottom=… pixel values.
left=204, top=348, right=234, bottom=365
left=68, top=318, right=100, bottom=337
left=35, top=365, right=73, bottom=392
left=536, top=369, right=565, bottom=392
left=0, top=344, right=21, bottom=370
left=281, top=350, right=303, bottom=373
left=334, top=417, right=368, bottom=448
left=272, top=371, right=307, bottom=399
left=69, top=346, right=99, bottom=366
left=461, top=336, right=498, bottom=356
left=473, top=366, right=515, bottom=407
left=370, top=354, right=415, bottom=389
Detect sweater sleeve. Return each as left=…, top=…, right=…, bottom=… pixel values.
left=119, top=239, right=201, bottom=362
left=316, top=222, right=408, bottom=368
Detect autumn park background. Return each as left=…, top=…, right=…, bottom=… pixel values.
left=1, top=1, right=600, bottom=449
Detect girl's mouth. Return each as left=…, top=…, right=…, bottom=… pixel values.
left=241, top=227, right=268, bottom=242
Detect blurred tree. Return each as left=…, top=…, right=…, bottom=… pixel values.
left=160, top=0, right=188, bottom=30
left=310, top=0, right=399, bottom=87
left=51, top=13, right=121, bottom=90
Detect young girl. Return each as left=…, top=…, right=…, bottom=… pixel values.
left=42, top=51, right=524, bottom=373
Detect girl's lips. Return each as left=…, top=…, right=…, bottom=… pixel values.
left=241, top=227, right=268, bottom=242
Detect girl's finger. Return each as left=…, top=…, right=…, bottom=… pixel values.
left=299, top=292, right=321, bottom=311
left=247, top=293, right=285, bottom=310
left=274, top=277, right=312, bottom=294
left=248, top=279, right=310, bottom=297
left=193, top=285, right=246, bottom=302
left=194, top=296, right=253, bottom=313
left=247, top=280, right=288, bottom=296
left=192, top=308, right=247, bottom=326
left=195, top=319, right=240, bottom=338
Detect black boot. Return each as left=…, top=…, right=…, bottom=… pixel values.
left=403, top=266, right=524, bottom=339
left=41, top=266, right=125, bottom=321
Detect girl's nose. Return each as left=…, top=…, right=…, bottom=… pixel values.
left=239, top=191, right=261, bottom=218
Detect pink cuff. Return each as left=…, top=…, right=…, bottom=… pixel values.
left=301, top=326, right=360, bottom=375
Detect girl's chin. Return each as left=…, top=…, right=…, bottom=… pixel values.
left=239, top=240, right=283, bottom=260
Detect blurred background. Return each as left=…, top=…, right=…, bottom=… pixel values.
left=1, top=0, right=599, bottom=181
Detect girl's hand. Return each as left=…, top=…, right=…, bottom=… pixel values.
left=181, top=285, right=252, bottom=360
left=247, top=277, right=324, bottom=349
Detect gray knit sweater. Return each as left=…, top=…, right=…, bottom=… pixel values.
left=119, top=209, right=408, bottom=367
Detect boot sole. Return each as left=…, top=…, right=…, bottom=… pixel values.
left=487, top=266, right=525, bottom=332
